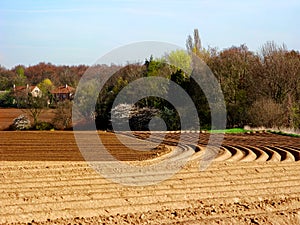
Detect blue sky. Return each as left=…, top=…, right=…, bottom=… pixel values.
left=0, top=0, right=299, bottom=68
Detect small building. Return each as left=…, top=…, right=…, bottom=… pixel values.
left=51, top=84, right=75, bottom=101
left=13, top=84, right=42, bottom=98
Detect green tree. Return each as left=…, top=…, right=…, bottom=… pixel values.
left=38, top=78, right=53, bottom=94
left=208, top=45, right=257, bottom=127
left=38, top=78, right=54, bottom=105
left=167, top=50, right=192, bottom=75
left=0, top=91, right=14, bottom=107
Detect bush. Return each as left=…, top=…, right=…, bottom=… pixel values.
left=10, top=115, right=31, bottom=130
left=0, top=91, right=14, bottom=107
left=111, top=103, right=160, bottom=131
left=129, top=107, right=160, bottom=131
left=34, top=121, right=54, bottom=130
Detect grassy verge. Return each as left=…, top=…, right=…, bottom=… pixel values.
left=208, top=128, right=250, bottom=134
left=207, top=127, right=300, bottom=137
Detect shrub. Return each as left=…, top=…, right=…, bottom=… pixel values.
left=34, top=121, right=54, bottom=130
left=111, top=103, right=160, bottom=131
left=10, top=115, right=31, bottom=130
left=0, top=91, right=14, bottom=107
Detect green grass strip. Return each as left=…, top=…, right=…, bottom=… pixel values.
left=208, top=128, right=250, bottom=134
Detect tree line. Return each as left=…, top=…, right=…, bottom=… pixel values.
left=1, top=29, right=300, bottom=130
left=0, top=63, right=88, bottom=90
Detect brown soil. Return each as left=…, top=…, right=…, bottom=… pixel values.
left=1, top=131, right=300, bottom=224
left=0, top=108, right=55, bottom=130
left=0, top=131, right=170, bottom=161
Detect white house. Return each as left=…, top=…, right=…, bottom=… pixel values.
left=13, top=84, right=42, bottom=98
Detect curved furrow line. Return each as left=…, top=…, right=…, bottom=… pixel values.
left=247, top=146, right=270, bottom=162
left=120, top=132, right=195, bottom=162
left=280, top=146, right=300, bottom=161
left=216, top=145, right=299, bottom=163
left=218, top=145, right=300, bottom=163
left=271, top=146, right=295, bottom=162
left=289, top=146, right=300, bottom=151
left=223, top=145, right=245, bottom=162
left=262, top=146, right=282, bottom=162
left=214, top=146, right=232, bottom=161
left=237, top=146, right=257, bottom=162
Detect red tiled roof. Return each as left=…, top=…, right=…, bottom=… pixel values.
left=14, top=86, right=38, bottom=93
left=51, top=85, right=75, bottom=94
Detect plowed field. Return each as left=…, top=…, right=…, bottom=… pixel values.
left=1, top=131, right=300, bottom=224
left=0, top=108, right=55, bottom=130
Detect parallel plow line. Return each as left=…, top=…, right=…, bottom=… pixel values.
left=1, top=131, right=300, bottom=224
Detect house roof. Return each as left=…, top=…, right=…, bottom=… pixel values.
left=51, top=85, right=75, bottom=94
left=14, top=85, right=39, bottom=93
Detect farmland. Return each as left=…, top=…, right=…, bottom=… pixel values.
left=1, top=131, right=300, bottom=224
left=0, top=108, right=55, bottom=131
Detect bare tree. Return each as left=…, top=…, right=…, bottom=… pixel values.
left=253, top=42, right=300, bottom=127
left=186, top=28, right=213, bottom=63
left=248, top=98, right=285, bottom=128
left=52, top=100, right=73, bottom=130
left=22, top=95, right=46, bottom=127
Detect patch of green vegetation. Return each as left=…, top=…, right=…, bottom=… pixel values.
left=268, top=130, right=300, bottom=138
left=208, top=128, right=250, bottom=134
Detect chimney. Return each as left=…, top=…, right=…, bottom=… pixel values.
left=65, top=84, right=68, bottom=88
left=26, top=84, right=29, bottom=89
left=13, top=84, right=15, bottom=90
